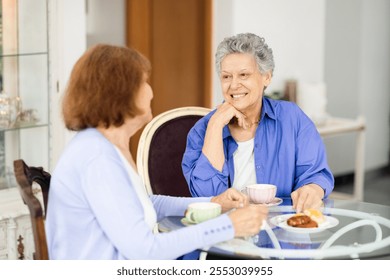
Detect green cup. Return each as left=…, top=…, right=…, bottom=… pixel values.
left=185, top=202, right=221, bottom=223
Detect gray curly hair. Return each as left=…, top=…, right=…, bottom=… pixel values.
left=215, top=33, right=275, bottom=77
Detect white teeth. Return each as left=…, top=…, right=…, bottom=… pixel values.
left=231, top=93, right=246, bottom=99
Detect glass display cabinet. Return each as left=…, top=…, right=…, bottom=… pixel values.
left=0, top=0, right=49, bottom=260
left=0, top=0, right=49, bottom=190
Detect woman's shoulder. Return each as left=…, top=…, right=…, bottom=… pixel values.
left=263, top=97, right=314, bottom=131
left=61, top=128, right=118, bottom=164
left=265, top=97, right=308, bottom=119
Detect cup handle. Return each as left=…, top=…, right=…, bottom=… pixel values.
left=185, top=210, right=197, bottom=223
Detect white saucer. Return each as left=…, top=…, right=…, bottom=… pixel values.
left=251, top=197, right=283, bottom=207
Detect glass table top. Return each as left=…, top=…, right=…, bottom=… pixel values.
left=158, top=198, right=390, bottom=260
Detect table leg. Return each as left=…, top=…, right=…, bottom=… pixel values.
left=353, top=129, right=366, bottom=201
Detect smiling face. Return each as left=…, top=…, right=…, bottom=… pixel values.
left=220, top=53, right=272, bottom=115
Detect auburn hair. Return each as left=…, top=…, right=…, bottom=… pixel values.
left=62, top=44, right=151, bottom=131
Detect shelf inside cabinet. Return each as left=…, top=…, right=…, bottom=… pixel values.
left=0, top=51, right=48, bottom=58
left=0, top=122, right=48, bottom=132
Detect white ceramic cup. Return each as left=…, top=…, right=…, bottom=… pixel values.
left=185, top=202, right=221, bottom=223
left=244, top=184, right=277, bottom=204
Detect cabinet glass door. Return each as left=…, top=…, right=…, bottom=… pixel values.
left=0, top=0, right=49, bottom=189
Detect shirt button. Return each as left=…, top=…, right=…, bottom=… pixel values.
left=256, top=166, right=261, bottom=169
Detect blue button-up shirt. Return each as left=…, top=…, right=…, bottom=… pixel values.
left=182, top=97, right=334, bottom=198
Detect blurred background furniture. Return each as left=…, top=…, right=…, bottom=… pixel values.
left=317, top=116, right=366, bottom=201
left=13, top=159, right=51, bottom=260
left=137, top=106, right=211, bottom=196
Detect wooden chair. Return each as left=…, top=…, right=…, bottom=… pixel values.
left=13, top=159, right=51, bottom=260
left=137, top=106, right=211, bottom=197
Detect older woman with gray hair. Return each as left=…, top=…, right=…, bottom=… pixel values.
left=182, top=33, right=334, bottom=213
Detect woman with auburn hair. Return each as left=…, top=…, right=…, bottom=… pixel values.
left=45, top=44, right=268, bottom=260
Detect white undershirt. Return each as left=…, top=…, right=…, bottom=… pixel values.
left=114, top=146, right=157, bottom=231
left=232, top=138, right=257, bottom=191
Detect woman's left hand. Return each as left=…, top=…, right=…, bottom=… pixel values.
left=211, top=188, right=250, bottom=213
left=291, top=184, right=324, bottom=213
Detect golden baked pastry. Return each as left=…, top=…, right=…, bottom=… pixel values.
left=287, top=214, right=318, bottom=228
left=286, top=209, right=325, bottom=228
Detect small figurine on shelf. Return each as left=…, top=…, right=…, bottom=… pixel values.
left=0, top=91, right=10, bottom=129
left=17, top=235, right=25, bottom=260
left=9, top=96, right=22, bottom=127
left=17, top=108, right=39, bottom=126
left=0, top=92, right=23, bottom=128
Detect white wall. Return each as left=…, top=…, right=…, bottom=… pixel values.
left=212, top=0, right=234, bottom=106
left=213, top=0, right=390, bottom=175
left=358, top=0, right=390, bottom=172
left=86, top=0, right=126, bottom=47
left=324, top=0, right=390, bottom=174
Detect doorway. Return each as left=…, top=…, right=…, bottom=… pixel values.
left=126, top=0, right=213, bottom=156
